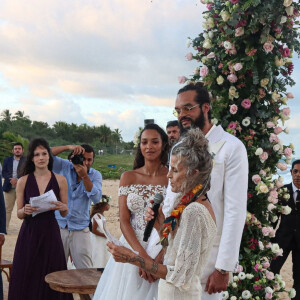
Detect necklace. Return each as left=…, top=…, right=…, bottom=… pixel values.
left=160, top=184, right=203, bottom=247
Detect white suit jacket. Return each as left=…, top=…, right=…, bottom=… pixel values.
left=147, top=125, right=248, bottom=283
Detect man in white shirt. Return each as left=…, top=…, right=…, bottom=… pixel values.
left=151, top=82, right=248, bottom=299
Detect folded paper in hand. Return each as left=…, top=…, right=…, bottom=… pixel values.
left=29, top=189, right=57, bottom=217
left=94, top=214, right=138, bottom=254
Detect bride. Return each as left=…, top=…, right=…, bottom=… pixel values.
left=93, top=123, right=169, bottom=300
left=106, top=128, right=217, bottom=300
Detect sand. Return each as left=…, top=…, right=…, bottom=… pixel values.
left=1, top=180, right=293, bottom=299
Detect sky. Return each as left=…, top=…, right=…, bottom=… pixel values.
left=0, top=0, right=299, bottom=158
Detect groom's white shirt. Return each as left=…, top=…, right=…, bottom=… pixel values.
left=148, top=125, right=248, bottom=285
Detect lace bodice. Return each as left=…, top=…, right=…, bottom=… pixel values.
left=119, top=184, right=166, bottom=244
left=161, top=202, right=217, bottom=297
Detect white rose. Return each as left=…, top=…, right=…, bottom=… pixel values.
left=216, top=75, right=224, bottom=85
left=259, top=183, right=269, bottom=193
left=280, top=16, right=287, bottom=23
left=224, top=41, right=232, bottom=49
left=230, top=297, right=237, bottom=300
left=265, top=287, right=273, bottom=294
left=271, top=243, right=280, bottom=254
left=222, top=291, right=229, bottom=299
left=203, top=33, right=209, bottom=39
left=203, top=39, right=213, bottom=49
left=238, top=272, right=246, bottom=280
left=242, top=117, right=251, bottom=127
left=289, top=288, right=296, bottom=298
left=186, top=39, right=191, bottom=48
left=246, top=273, right=254, bottom=279
left=283, top=193, right=290, bottom=200
left=208, top=31, right=214, bottom=39
left=283, top=0, right=293, bottom=7
left=255, top=148, right=264, bottom=155
left=286, top=6, right=294, bottom=15
left=220, top=10, right=231, bottom=22
left=282, top=205, right=292, bottom=215
left=259, top=241, right=264, bottom=250
left=231, top=282, right=237, bottom=288
left=273, top=144, right=281, bottom=151
left=233, top=275, right=239, bottom=282
left=242, top=290, right=251, bottom=299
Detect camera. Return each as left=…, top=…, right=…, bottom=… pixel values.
left=71, top=154, right=84, bottom=165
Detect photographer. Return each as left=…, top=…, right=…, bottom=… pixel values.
left=51, top=144, right=102, bottom=274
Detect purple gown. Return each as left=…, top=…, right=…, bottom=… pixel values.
left=8, top=172, right=73, bottom=300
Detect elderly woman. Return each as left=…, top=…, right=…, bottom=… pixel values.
left=108, top=128, right=217, bottom=300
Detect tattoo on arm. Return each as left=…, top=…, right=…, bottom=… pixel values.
left=123, top=255, right=159, bottom=274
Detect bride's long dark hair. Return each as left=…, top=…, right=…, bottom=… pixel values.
left=133, top=124, right=169, bottom=170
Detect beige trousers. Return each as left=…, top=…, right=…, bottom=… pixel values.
left=4, top=189, right=16, bottom=229
left=60, top=227, right=93, bottom=300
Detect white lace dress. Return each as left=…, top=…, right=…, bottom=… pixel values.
left=158, top=202, right=217, bottom=300
left=93, top=184, right=167, bottom=300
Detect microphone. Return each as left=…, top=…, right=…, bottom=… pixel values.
left=143, top=193, right=164, bottom=242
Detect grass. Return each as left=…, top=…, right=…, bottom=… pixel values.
left=93, top=154, right=135, bottom=179
left=58, top=153, right=135, bottom=180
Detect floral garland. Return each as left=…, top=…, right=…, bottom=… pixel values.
left=99, top=196, right=111, bottom=203
left=160, top=184, right=203, bottom=247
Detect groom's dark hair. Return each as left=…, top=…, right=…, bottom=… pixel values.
left=178, top=82, right=212, bottom=120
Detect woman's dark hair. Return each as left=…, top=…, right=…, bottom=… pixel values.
left=133, top=124, right=169, bottom=170
left=23, top=138, right=53, bottom=175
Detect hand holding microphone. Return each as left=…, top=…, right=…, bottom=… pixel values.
left=143, top=193, right=164, bottom=242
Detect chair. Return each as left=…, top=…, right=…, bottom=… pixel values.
left=0, top=245, right=12, bottom=281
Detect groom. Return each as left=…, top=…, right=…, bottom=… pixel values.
left=156, top=82, right=248, bottom=299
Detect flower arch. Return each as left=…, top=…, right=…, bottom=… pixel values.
left=182, top=0, right=300, bottom=298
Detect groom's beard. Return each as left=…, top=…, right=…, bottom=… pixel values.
left=179, top=112, right=205, bottom=135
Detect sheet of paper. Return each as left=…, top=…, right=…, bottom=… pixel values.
left=29, top=189, right=58, bottom=217
left=94, top=215, right=138, bottom=254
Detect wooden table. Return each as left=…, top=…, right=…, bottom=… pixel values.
left=45, top=268, right=102, bottom=294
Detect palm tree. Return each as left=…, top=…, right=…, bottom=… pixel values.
left=0, top=109, right=12, bottom=122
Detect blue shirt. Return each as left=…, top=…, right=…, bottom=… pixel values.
left=53, top=156, right=102, bottom=231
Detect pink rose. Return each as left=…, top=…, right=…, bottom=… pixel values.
left=252, top=174, right=261, bottom=184
left=262, top=262, right=270, bottom=269
left=274, top=127, right=283, bottom=135
left=287, top=92, right=294, bottom=98
left=284, top=147, right=292, bottom=157
left=282, top=47, right=291, bottom=57
left=178, top=76, right=187, bottom=84
left=276, top=180, right=284, bottom=188
left=206, top=3, right=213, bottom=10
left=228, top=122, right=237, bottom=129
left=254, top=263, right=262, bottom=272
left=200, top=65, right=209, bottom=77
left=241, top=99, right=251, bottom=109
left=227, top=74, right=238, bottom=83
left=233, top=63, right=243, bottom=71
left=265, top=242, right=272, bottom=249
left=263, top=42, right=274, bottom=53
left=236, top=265, right=243, bottom=273
left=266, top=121, right=275, bottom=128
left=268, top=203, right=276, bottom=211
left=268, top=196, right=278, bottom=204
left=229, top=104, right=238, bottom=114
left=185, top=52, right=193, bottom=61
left=269, top=190, right=278, bottom=199
left=259, top=169, right=266, bottom=177
left=235, top=27, right=244, bottom=37
left=269, top=228, right=275, bottom=237
left=269, top=133, right=279, bottom=143
left=206, top=52, right=215, bottom=58
left=262, top=227, right=271, bottom=236
left=265, top=293, right=273, bottom=299
left=259, top=152, right=268, bottom=162
left=282, top=107, right=290, bottom=117
left=230, top=0, right=239, bottom=3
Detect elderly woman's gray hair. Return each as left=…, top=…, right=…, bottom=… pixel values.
left=171, top=128, right=213, bottom=195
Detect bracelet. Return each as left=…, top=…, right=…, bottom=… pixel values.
left=216, top=268, right=229, bottom=275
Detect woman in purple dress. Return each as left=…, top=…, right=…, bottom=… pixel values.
left=8, top=138, right=73, bottom=300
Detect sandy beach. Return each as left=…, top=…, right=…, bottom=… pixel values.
left=1, top=179, right=293, bottom=299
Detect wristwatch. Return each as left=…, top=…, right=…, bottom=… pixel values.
left=216, top=268, right=229, bottom=275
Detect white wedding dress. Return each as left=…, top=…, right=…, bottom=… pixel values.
left=93, top=184, right=167, bottom=300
